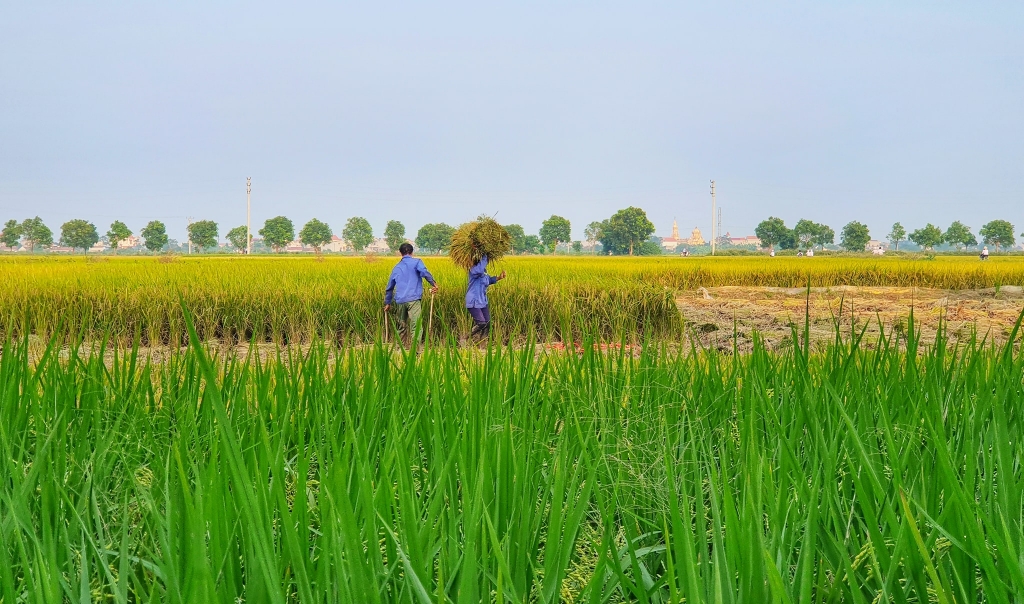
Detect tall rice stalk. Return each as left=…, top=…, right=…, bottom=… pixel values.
left=1, top=307, right=1021, bottom=601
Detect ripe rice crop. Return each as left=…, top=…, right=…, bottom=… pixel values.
left=0, top=255, right=1023, bottom=344
left=1, top=313, right=1021, bottom=601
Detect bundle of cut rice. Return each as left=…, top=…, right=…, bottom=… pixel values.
left=449, top=218, right=513, bottom=270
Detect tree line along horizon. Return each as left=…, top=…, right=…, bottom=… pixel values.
left=1, top=209, right=1019, bottom=255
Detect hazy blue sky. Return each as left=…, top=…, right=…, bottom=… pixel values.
left=2, top=2, right=1022, bottom=242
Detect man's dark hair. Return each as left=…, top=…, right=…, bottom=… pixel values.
left=399, top=242, right=414, bottom=256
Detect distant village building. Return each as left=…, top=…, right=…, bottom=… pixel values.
left=322, top=235, right=351, bottom=253
left=661, top=223, right=762, bottom=250
left=88, top=241, right=108, bottom=253
left=365, top=238, right=391, bottom=254
left=687, top=227, right=705, bottom=247
left=116, top=235, right=141, bottom=249
left=725, top=233, right=762, bottom=247
left=660, top=220, right=687, bottom=250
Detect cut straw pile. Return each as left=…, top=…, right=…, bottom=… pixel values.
left=449, top=218, right=513, bottom=270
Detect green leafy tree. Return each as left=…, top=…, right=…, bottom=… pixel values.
left=754, top=217, right=789, bottom=251
left=598, top=207, right=655, bottom=255
left=793, top=219, right=819, bottom=249
left=504, top=224, right=527, bottom=253
left=384, top=220, right=406, bottom=253
left=638, top=240, right=662, bottom=256
left=942, top=221, right=976, bottom=250
left=584, top=221, right=603, bottom=254
left=571, top=240, right=582, bottom=254
left=226, top=226, right=251, bottom=251
left=840, top=221, right=871, bottom=251
left=793, top=220, right=834, bottom=250
left=106, top=221, right=132, bottom=249
left=909, top=224, right=944, bottom=250
left=979, top=220, right=1015, bottom=250
left=812, top=224, right=835, bottom=249
left=778, top=229, right=798, bottom=250
left=887, top=222, right=906, bottom=251
left=187, top=220, right=218, bottom=251
left=20, top=217, right=53, bottom=251
left=539, top=215, right=572, bottom=253
left=60, top=219, right=99, bottom=252
left=259, top=216, right=295, bottom=252
left=1, top=220, right=22, bottom=249
left=415, top=223, right=456, bottom=254
left=140, top=221, right=168, bottom=252
left=300, top=218, right=333, bottom=253
left=342, top=217, right=374, bottom=252
left=523, top=234, right=544, bottom=254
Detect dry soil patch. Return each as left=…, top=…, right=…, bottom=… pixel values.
left=678, top=286, right=1024, bottom=353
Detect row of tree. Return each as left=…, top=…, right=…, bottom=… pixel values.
left=887, top=220, right=1017, bottom=251
left=754, top=217, right=1018, bottom=252
left=3, top=212, right=1019, bottom=255
left=0, top=210, right=651, bottom=255
left=1, top=217, right=171, bottom=252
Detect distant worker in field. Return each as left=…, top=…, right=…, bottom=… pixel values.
left=384, top=243, right=437, bottom=344
left=466, top=255, right=506, bottom=339
left=981, top=246, right=989, bottom=260
left=806, top=248, right=814, bottom=257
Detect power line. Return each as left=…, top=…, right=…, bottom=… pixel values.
left=246, top=177, right=252, bottom=255
left=710, top=180, right=716, bottom=256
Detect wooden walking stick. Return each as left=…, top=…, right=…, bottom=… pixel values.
left=427, top=291, right=435, bottom=345
left=384, top=307, right=390, bottom=343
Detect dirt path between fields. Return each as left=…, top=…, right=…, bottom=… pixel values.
left=678, top=286, right=1024, bottom=353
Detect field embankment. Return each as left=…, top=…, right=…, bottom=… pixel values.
left=2, top=255, right=1024, bottom=344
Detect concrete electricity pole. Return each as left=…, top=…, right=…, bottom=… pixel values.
left=246, top=177, right=252, bottom=255
left=710, top=180, right=716, bottom=255
left=187, top=216, right=194, bottom=254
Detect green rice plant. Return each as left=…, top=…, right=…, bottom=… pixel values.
left=1, top=308, right=1021, bottom=601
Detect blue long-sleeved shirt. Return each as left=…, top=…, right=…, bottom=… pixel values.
left=384, top=256, right=436, bottom=305
left=465, top=257, right=498, bottom=309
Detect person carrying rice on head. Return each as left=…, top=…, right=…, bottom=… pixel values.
left=448, top=217, right=513, bottom=340
left=466, top=256, right=505, bottom=338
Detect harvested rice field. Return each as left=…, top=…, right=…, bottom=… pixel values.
left=679, top=285, right=1024, bottom=351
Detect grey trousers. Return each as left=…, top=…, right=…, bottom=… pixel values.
left=394, top=300, right=423, bottom=342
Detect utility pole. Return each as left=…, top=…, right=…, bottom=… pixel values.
left=710, top=180, right=716, bottom=255
left=246, top=177, right=252, bottom=255
left=187, top=216, right=194, bottom=254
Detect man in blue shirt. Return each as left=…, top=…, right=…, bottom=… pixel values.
left=384, top=243, right=437, bottom=343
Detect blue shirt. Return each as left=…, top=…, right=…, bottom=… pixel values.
left=384, top=256, right=436, bottom=305
left=465, top=257, right=498, bottom=309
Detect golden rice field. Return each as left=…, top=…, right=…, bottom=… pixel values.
left=1, top=254, right=1024, bottom=344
